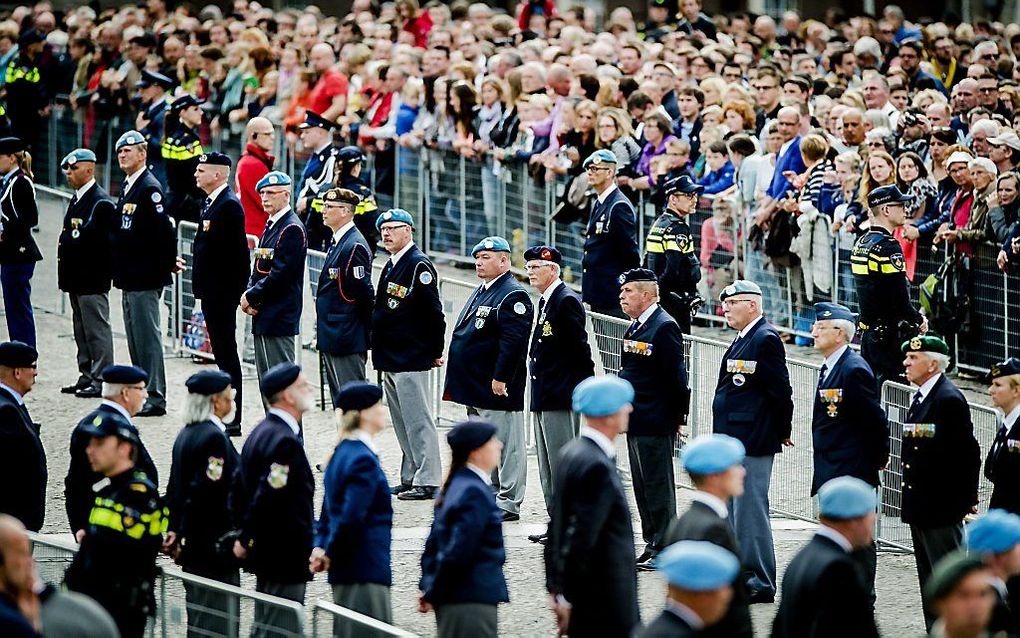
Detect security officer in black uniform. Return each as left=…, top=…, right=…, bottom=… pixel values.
left=0, top=341, right=44, bottom=532
left=165, top=369, right=241, bottom=638
left=161, top=94, right=206, bottom=223
left=644, top=174, right=703, bottom=333
left=335, top=145, right=380, bottom=255
left=617, top=268, right=690, bottom=569
left=0, top=136, right=42, bottom=348
left=852, top=184, right=928, bottom=387
left=63, top=413, right=168, bottom=638
left=295, top=111, right=339, bottom=251
left=3, top=30, right=46, bottom=151
left=135, top=70, right=174, bottom=185
left=986, top=358, right=1020, bottom=515
left=192, top=152, right=250, bottom=436
left=65, top=364, right=159, bottom=542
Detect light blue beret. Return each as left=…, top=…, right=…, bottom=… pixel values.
left=471, top=236, right=511, bottom=257
left=61, top=148, right=97, bottom=168
left=657, top=541, right=740, bottom=591
left=376, top=208, right=414, bottom=229
left=115, top=130, right=146, bottom=150
left=583, top=148, right=618, bottom=168
left=572, top=375, right=634, bottom=417
left=818, top=476, right=877, bottom=519
left=967, top=510, right=1020, bottom=554
left=719, top=279, right=763, bottom=302
left=255, top=171, right=292, bottom=191
left=682, top=434, right=745, bottom=475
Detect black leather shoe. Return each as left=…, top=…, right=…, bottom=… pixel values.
left=75, top=386, right=102, bottom=398
left=527, top=533, right=548, bottom=544
left=390, top=484, right=413, bottom=495
left=501, top=511, right=520, bottom=522
left=62, top=383, right=87, bottom=394
left=136, top=405, right=167, bottom=417
left=398, top=486, right=437, bottom=501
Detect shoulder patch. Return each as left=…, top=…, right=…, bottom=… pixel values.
left=514, top=301, right=527, bottom=315
left=419, top=270, right=433, bottom=285
left=889, top=252, right=906, bottom=272
left=267, top=463, right=289, bottom=489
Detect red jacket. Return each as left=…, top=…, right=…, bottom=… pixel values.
left=235, top=143, right=275, bottom=239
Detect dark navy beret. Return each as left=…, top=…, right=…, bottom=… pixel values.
left=991, top=358, right=1020, bottom=380
left=447, top=420, right=497, bottom=455
left=334, top=381, right=383, bottom=411
left=101, top=364, right=149, bottom=384
left=524, top=245, right=562, bottom=265
left=186, top=369, right=232, bottom=395
left=17, top=29, right=44, bottom=48
left=337, top=145, right=365, bottom=163
left=197, top=152, right=232, bottom=167
left=813, top=302, right=856, bottom=323
left=618, top=268, right=657, bottom=285
left=136, top=69, right=175, bottom=90
left=0, top=341, right=37, bottom=368
left=260, top=362, right=301, bottom=398
left=0, top=137, right=25, bottom=155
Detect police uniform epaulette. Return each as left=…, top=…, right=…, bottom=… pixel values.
left=129, top=471, right=157, bottom=491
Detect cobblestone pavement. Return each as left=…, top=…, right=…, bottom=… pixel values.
left=21, top=192, right=933, bottom=636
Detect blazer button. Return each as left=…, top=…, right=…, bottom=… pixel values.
left=904, top=464, right=910, bottom=469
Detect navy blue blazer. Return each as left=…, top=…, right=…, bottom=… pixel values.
left=0, top=169, right=42, bottom=265
left=246, top=208, right=307, bottom=337
left=316, top=225, right=374, bottom=356
left=192, top=187, right=250, bottom=303
left=0, top=386, right=45, bottom=531
left=111, top=169, right=176, bottom=291
left=712, top=317, right=794, bottom=456
left=419, top=467, right=508, bottom=606
left=618, top=306, right=689, bottom=437
left=0, top=590, right=38, bottom=637
left=811, top=348, right=889, bottom=495
left=445, top=272, right=533, bottom=411
left=371, top=245, right=445, bottom=372
left=581, top=187, right=639, bottom=310
left=314, top=438, right=392, bottom=586
left=528, top=282, right=595, bottom=412
left=57, top=181, right=115, bottom=295
left=986, top=414, right=1020, bottom=515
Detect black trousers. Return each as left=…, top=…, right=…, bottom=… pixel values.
left=627, top=434, right=677, bottom=552
left=911, top=523, right=964, bottom=631
left=201, top=298, right=243, bottom=428
left=861, top=331, right=905, bottom=390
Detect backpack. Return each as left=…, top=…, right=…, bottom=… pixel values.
left=920, top=253, right=972, bottom=336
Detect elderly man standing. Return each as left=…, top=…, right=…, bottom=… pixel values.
left=900, top=335, right=981, bottom=631
left=712, top=280, right=794, bottom=604
left=445, top=236, right=532, bottom=521
left=0, top=342, right=43, bottom=532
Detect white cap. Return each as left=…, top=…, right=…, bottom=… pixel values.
left=968, top=156, right=998, bottom=176
left=944, top=151, right=974, bottom=169
left=989, top=131, right=1020, bottom=151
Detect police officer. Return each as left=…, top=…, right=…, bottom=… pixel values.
left=771, top=477, right=880, bottom=638
left=164, top=370, right=241, bottom=638
left=316, top=188, right=374, bottom=400
left=0, top=136, right=42, bottom=348
left=3, top=30, right=46, bottom=151
left=525, top=245, right=594, bottom=541
left=852, top=184, right=928, bottom=387
left=241, top=172, right=308, bottom=386
left=987, top=358, right=1020, bottom=515
left=193, top=152, right=250, bottom=436
left=233, top=363, right=314, bottom=635
left=617, top=268, right=689, bottom=569
left=581, top=149, right=640, bottom=317
left=965, top=510, right=1020, bottom=636
left=134, top=69, right=174, bottom=184
left=372, top=209, right=445, bottom=501
left=65, top=364, right=159, bottom=543
left=58, top=149, right=115, bottom=398
left=296, top=111, right=339, bottom=251
left=112, top=130, right=181, bottom=417
left=644, top=175, right=702, bottom=333
left=664, top=434, right=752, bottom=638
left=0, top=341, right=44, bottom=532
left=161, top=94, right=206, bottom=223
left=712, top=280, right=794, bottom=604
left=901, top=335, right=981, bottom=630
left=445, top=236, right=533, bottom=521
left=63, top=413, right=168, bottom=638
left=335, top=145, right=381, bottom=255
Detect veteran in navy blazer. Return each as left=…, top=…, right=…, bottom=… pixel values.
left=712, top=280, right=793, bottom=603
left=580, top=150, right=640, bottom=317
left=0, top=342, right=44, bottom=532
left=420, top=421, right=509, bottom=638
left=315, top=188, right=374, bottom=400
left=986, top=359, right=1020, bottom=515
left=192, top=153, right=250, bottom=435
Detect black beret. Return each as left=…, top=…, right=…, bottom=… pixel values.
left=333, top=381, right=383, bottom=411
left=101, top=364, right=149, bottom=384
left=129, top=32, right=158, bottom=49
left=0, top=136, right=25, bottom=155
left=337, top=145, right=365, bottom=163
left=447, top=419, right=497, bottom=455
left=991, top=358, right=1020, bottom=380
left=523, top=245, right=562, bottom=264
left=0, top=341, right=37, bottom=368
left=618, top=268, right=658, bottom=285
left=186, top=369, right=232, bottom=395
left=170, top=94, right=205, bottom=113
left=197, top=152, right=232, bottom=167
left=260, top=362, right=301, bottom=398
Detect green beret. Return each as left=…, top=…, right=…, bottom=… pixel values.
left=901, top=335, right=949, bottom=355
left=923, top=550, right=987, bottom=605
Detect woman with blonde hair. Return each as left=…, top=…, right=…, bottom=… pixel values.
left=595, top=107, right=641, bottom=172
left=986, top=360, right=1020, bottom=514
left=0, top=136, right=40, bottom=346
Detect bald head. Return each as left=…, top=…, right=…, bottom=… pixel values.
left=245, top=116, right=276, bottom=152
left=309, top=43, right=335, bottom=72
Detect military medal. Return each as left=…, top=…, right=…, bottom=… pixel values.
left=819, top=388, right=843, bottom=417
left=387, top=298, right=399, bottom=309
left=542, top=321, right=552, bottom=337
left=733, top=373, right=745, bottom=386
left=70, top=217, right=82, bottom=239
left=726, top=359, right=757, bottom=385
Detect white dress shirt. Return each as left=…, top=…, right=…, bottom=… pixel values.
left=580, top=425, right=616, bottom=459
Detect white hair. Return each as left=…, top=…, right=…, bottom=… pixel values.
left=971, top=118, right=1000, bottom=138
left=101, top=382, right=124, bottom=399
left=832, top=319, right=856, bottom=343
left=182, top=392, right=215, bottom=425
left=926, top=352, right=951, bottom=372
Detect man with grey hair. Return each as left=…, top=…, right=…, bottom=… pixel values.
left=861, top=72, right=899, bottom=129
left=900, top=335, right=981, bottom=631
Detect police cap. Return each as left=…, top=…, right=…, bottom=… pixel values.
left=682, top=434, right=745, bottom=475
left=259, top=362, right=302, bottom=399
left=618, top=268, right=657, bottom=285
left=656, top=541, right=740, bottom=591
left=197, top=152, right=231, bottom=167
left=337, top=145, right=365, bottom=163
left=129, top=32, right=158, bottom=49
left=967, top=510, right=1020, bottom=554
left=901, top=335, right=950, bottom=355
left=662, top=175, right=703, bottom=197
left=813, top=302, right=855, bottom=323
left=719, top=280, right=762, bottom=301
left=923, top=551, right=987, bottom=605
left=447, top=419, right=497, bottom=455
left=80, top=414, right=142, bottom=446
left=818, top=476, right=877, bottom=519
left=0, top=137, right=25, bottom=155
left=991, top=358, right=1020, bottom=380
left=471, top=236, right=511, bottom=257
left=322, top=188, right=361, bottom=207
left=867, top=184, right=912, bottom=209
left=333, top=381, right=383, bottom=412
left=136, top=69, right=175, bottom=90
left=170, top=94, right=205, bottom=113
left=523, top=245, right=562, bottom=265
left=115, top=130, right=147, bottom=151
left=299, top=111, right=337, bottom=130
left=572, top=374, right=634, bottom=417
left=61, top=148, right=97, bottom=169
left=376, top=209, right=414, bottom=229
left=17, top=29, right=44, bottom=48
left=101, top=364, right=149, bottom=385
left=255, top=171, right=292, bottom=191
left=0, top=341, right=37, bottom=368
left=185, top=369, right=232, bottom=395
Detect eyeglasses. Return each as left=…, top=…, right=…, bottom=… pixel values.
left=585, top=165, right=611, bottom=173
left=979, top=87, right=998, bottom=93
left=752, top=84, right=777, bottom=91
left=524, top=263, right=554, bottom=271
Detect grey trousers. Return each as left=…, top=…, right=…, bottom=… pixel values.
left=435, top=603, right=497, bottom=638
left=729, top=454, right=777, bottom=597
left=70, top=292, right=114, bottom=389
left=911, top=523, right=964, bottom=631
left=183, top=568, right=239, bottom=638
left=122, top=289, right=166, bottom=409
left=534, top=410, right=580, bottom=515
left=254, top=335, right=297, bottom=383
left=331, top=583, right=392, bottom=638
left=252, top=579, right=305, bottom=638
left=626, top=434, right=677, bottom=552
left=468, top=407, right=526, bottom=515
left=384, top=371, right=441, bottom=487
left=323, top=352, right=367, bottom=402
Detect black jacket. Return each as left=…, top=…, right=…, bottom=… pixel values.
left=528, top=282, right=594, bottom=412
left=112, top=169, right=177, bottom=291
left=57, top=181, right=115, bottom=294
left=371, top=245, right=445, bottom=372
left=987, top=414, right=1020, bottom=515
left=0, top=385, right=45, bottom=531
left=643, top=210, right=700, bottom=328
left=618, top=306, right=689, bottom=437
left=161, top=124, right=204, bottom=223
left=192, top=187, right=250, bottom=303
left=0, top=169, right=42, bottom=264
left=315, top=225, right=374, bottom=356
left=638, top=609, right=699, bottom=638
left=246, top=208, right=307, bottom=337
left=582, top=187, right=640, bottom=310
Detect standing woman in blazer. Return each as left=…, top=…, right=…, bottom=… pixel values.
left=419, top=420, right=509, bottom=638
left=310, top=381, right=394, bottom=636
left=0, top=136, right=41, bottom=347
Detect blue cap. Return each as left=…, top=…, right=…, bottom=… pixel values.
left=101, top=364, right=148, bottom=385
left=583, top=149, right=618, bottom=168
left=867, top=184, right=913, bottom=208
left=813, top=302, right=855, bottom=323
left=682, top=434, right=745, bottom=475
left=991, top=358, right=1020, bottom=380
left=185, top=369, right=232, bottom=395
left=61, top=148, right=97, bottom=169
left=197, top=152, right=231, bottom=167
left=259, top=362, right=301, bottom=399
left=0, top=137, right=24, bottom=155
left=618, top=268, right=657, bottom=286
left=376, top=208, right=414, bottom=229
left=662, top=174, right=703, bottom=197
left=299, top=111, right=337, bottom=130
left=818, top=476, right=877, bottom=519
left=256, top=171, right=292, bottom=191
left=524, top=245, right=562, bottom=265
left=967, top=510, right=1020, bottom=554
left=572, top=375, right=634, bottom=417
left=136, top=69, right=175, bottom=90
left=169, top=93, right=205, bottom=113
left=719, top=279, right=762, bottom=301
left=447, top=419, right=497, bottom=455
left=334, top=381, right=383, bottom=412
left=657, top=541, right=740, bottom=591
left=471, top=236, right=511, bottom=257
left=0, top=341, right=37, bottom=368
left=115, top=130, right=147, bottom=151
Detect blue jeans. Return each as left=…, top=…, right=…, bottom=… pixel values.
left=1, top=261, right=35, bottom=347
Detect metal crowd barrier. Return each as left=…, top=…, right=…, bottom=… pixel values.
left=309, top=600, right=416, bottom=638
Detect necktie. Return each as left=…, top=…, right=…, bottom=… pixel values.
left=625, top=320, right=640, bottom=338
left=538, top=296, right=546, bottom=315
left=992, top=423, right=1009, bottom=458
left=264, top=218, right=273, bottom=233
left=908, top=391, right=923, bottom=418
left=818, top=364, right=828, bottom=387
left=69, top=193, right=78, bottom=209
left=201, top=197, right=212, bottom=215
